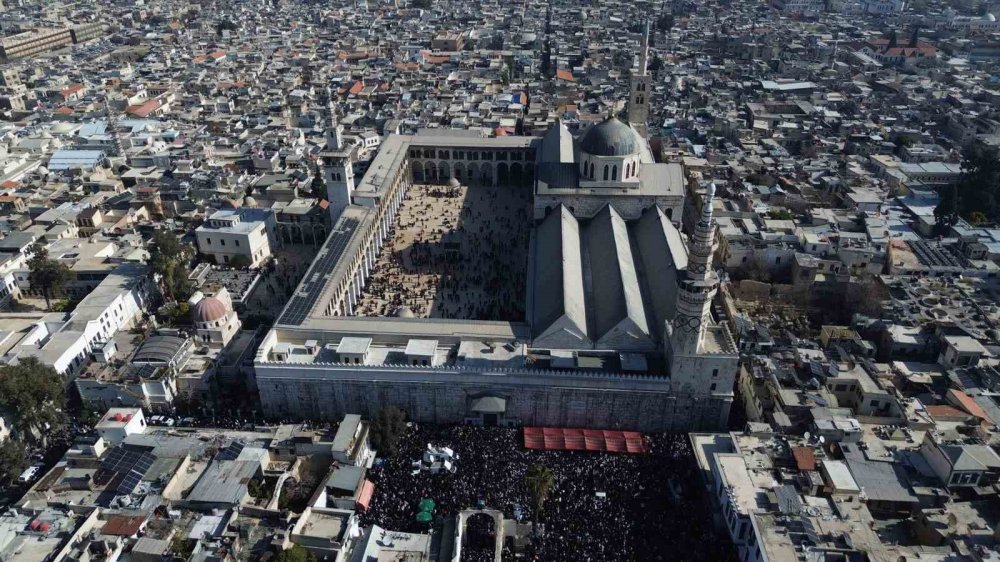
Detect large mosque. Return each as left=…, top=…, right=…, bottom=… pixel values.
left=252, top=24, right=738, bottom=432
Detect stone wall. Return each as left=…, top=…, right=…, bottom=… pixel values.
left=255, top=362, right=731, bottom=432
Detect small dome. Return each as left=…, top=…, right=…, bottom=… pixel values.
left=986, top=12, right=996, bottom=21
left=243, top=195, right=257, bottom=207
left=192, top=296, right=228, bottom=324
left=447, top=177, right=460, bottom=187
left=394, top=306, right=415, bottom=318
left=579, top=116, right=639, bottom=157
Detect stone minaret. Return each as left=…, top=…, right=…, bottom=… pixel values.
left=322, top=86, right=353, bottom=221
left=671, top=182, right=719, bottom=356
left=105, top=101, right=125, bottom=158
left=627, top=19, right=651, bottom=128
left=325, top=86, right=343, bottom=151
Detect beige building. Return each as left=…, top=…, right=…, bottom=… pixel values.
left=0, top=28, right=72, bottom=61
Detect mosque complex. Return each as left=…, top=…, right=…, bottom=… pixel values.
left=254, top=24, right=739, bottom=432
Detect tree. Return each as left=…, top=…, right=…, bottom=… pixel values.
left=370, top=406, right=407, bottom=456
left=648, top=54, right=664, bottom=74
left=275, top=545, right=317, bottom=562
left=657, top=13, right=675, bottom=32
left=0, top=358, right=67, bottom=447
left=170, top=535, right=194, bottom=560
left=525, top=465, right=555, bottom=518
left=0, top=439, right=27, bottom=484
left=310, top=164, right=327, bottom=200
left=934, top=182, right=960, bottom=232
left=228, top=255, right=252, bottom=269
left=27, top=243, right=71, bottom=311
left=149, top=230, right=194, bottom=302
left=953, top=145, right=1000, bottom=222
left=215, top=19, right=237, bottom=35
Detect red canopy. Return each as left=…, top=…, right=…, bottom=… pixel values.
left=356, top=479, right=375, bottom=511
left=523, top=427, right=649, bottom=454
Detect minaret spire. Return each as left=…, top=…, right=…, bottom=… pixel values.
left=325, top=85, right=343, bottom=151
left=670, top=183, right=720, bottom=356
left=687, top=182, right=717, bottom=279
left=627, top=20, right=652, bottom=129
left=639, top=19, right=650, bottom=76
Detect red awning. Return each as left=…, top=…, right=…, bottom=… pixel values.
left=523, top=427, right=649, bottom=454
left=356, top=479, right=375, bottom=511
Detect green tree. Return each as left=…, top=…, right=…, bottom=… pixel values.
left=0, top=358, right=67, bottom=447
left=149, top=231, right=194, bottom=302
left=27, top=243, right=71, bottom=311
left=311, top=164, right=327, bottom=200
left=275, top=545, right=317, bottom=562
left=954, top=145, right=1000, bottom=222
left=0, top=439, right=27, bottom=484
left=170, top=534, right=194, bottom=560
left=648, top=54, right=664, bottom=74
left=657, top=13, right=675, bottom=32
left=934, top=182, right=960, bottom=232
left=228, top=255, right=252, bottom=269
left=525, top=464, right=555, bottom=518
left=370, top=406, right=407, bottom=456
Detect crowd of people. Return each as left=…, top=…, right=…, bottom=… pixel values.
left=356, top=182, right=530, bottom=320
left=360, top=424, right=737, bottom=562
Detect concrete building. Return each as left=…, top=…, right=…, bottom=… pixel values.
left=194, top=208, right=276, bottom=268
left=0, top=28, right=73, bottom=61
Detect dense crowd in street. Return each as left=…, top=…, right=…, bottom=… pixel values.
left=361, top=424, right=737, bottom=562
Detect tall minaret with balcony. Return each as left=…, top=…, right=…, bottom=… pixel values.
left=321, top=86, right=353, bottom=222
left=669, top=181, right=738, bottom=427
left=627, top=20, right=651, bottom=131
left=671, top=182, right=719, bottom=357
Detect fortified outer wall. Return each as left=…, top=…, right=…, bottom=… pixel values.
left=254, top=362, right=731, bottom=432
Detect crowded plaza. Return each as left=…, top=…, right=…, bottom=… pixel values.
left=355, top=181, right=531, bottom=321
left=360, top=424, right=737, bottom=562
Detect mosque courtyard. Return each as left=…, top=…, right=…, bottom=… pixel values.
left=355, top=181, right=532, bottom=321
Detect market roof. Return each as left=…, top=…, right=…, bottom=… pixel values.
left=133, top=335, right=187, bottom=364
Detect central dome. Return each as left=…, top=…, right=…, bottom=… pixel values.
left=579, top=116, right=638, bottom=157
left=193, top=296, right=228, bottom=324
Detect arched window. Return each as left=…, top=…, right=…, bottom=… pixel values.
left=612, top=165, right=618, bottom=181
left=603, top=165, right=609, bottom=180
left=590, top=162, right=595, bottom=179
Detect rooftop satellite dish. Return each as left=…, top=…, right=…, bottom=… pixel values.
left=804, top=432, right=811, bottom=441
left=819, top=436, right=826, bottom=444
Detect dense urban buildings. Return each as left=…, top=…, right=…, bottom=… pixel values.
left=0, top=0, right=999, bottom=559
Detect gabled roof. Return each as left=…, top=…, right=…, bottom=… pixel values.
left=532, top=205, right=589, bottom=348
left=585, top=205, right=651, bottom=349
